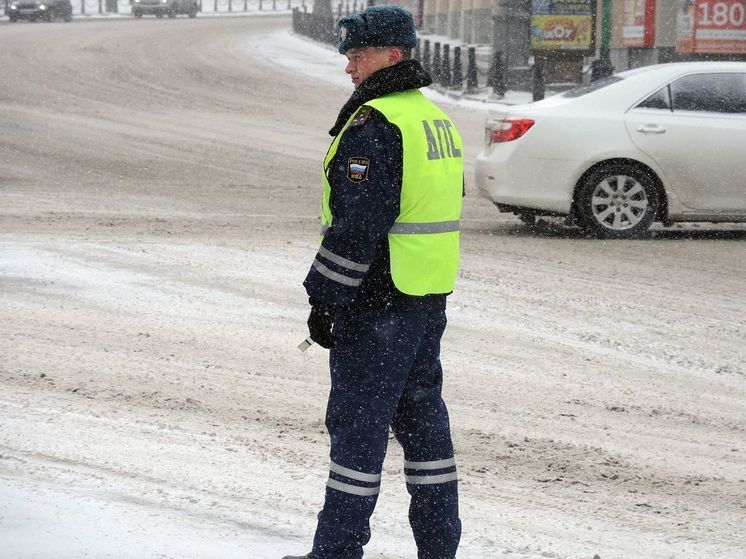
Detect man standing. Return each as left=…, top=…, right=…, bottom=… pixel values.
left=286, top=6, right=464, bottom=559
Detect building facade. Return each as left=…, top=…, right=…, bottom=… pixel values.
left=373, top=0, right=746, bottom=86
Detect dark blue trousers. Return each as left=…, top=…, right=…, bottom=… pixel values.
left=311, top=303, right=461, bottom=559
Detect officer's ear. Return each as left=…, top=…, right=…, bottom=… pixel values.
left=387, top=47, right=403, bottom=65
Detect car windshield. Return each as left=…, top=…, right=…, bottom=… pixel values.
left=560, top=76, right=624, bottom=98
left=560, top=65, right=661, bottom=98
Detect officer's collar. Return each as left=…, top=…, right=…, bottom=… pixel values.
left=329, top=60, right=432, bottom=137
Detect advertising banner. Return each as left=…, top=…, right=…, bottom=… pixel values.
left=530, top=0, right=595, bottom=51
left=677, top=0, right=746, bottom=53
left=623, top=0, right=657, bottom=47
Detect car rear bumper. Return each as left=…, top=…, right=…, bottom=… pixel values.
left=11, top=8, right=46, bottom=17
left=475, top=147, right=579, bottom=215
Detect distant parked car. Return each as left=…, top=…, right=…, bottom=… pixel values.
left=7, top=0, right=72, bottom=22
left=131, top=0, right=199, bottom=18
left=475, top=62, right=746, bottom=238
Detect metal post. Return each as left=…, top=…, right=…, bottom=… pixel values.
left=228, top=0, right=232, bottom=12
left=214, top=0, right=217, bottom=12
left=532, top=54, right=545, bottom=101
left=452, top=46, right=463, bottom=89
left=488, top=11, right=508, bottom=94
left=81, top=0, right=85, bottom=14
left=601, top=0, right=612, bottom=56
left=591, top=51, right=614, bottom=81
left=432, top=42, right=441, bottom=84
left=441, top=44, right=451, bottom=87
left=98, top=0, right=102, bottom=13
left=422, top=40, right=431, bottom=75
left=414, top=38, right=421, bottom=62
left=491, top=51, right=506, bottom=96
left=272, top=0, right=275, bottom=9
left=466, top=47, right=478, bottom=91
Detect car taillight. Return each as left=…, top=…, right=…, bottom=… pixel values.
left=488, top=118, right=535, bottom=144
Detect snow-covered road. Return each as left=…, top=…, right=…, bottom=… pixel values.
left=1, top=15, right=744, bottom=559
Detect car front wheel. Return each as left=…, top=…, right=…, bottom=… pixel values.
left=576, top=164, right=660, bottom=239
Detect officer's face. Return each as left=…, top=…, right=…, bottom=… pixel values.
left=344, top=47, right=399, bottom=88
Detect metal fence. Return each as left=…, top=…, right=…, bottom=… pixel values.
left=2, top=0, right=303, bottom=17
left=291, top=7, right=334, bottom=46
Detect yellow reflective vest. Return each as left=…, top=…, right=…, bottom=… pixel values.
left=322, top=89, right=463, bottom=296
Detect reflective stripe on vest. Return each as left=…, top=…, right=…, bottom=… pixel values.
left=320, top=89, right=463, bottom=296
left=388, top=220, right=460, bottom=234
left=323, top=221, right=460, bottom=236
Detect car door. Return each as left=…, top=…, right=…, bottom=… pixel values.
left=624, top=72, right=746, bottom=212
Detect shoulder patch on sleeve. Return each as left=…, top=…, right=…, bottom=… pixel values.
left=349, top=106, right=373, bottom=127
left=347, top=157, right=370, bottom=183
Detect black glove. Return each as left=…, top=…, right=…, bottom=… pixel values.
left=307, top=304, right=336, bottom=349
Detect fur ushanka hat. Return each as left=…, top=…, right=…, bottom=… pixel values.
left=336, top=6, right=418, bottom=54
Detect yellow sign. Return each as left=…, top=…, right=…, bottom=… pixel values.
left=530, top=15, right=594, bottom=49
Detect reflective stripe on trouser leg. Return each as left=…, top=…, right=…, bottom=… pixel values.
left=327, top=460, right=381, bottom=496
left=391, top=306, right=461, bottom=559
left=311, top=307, right=434, bottom=559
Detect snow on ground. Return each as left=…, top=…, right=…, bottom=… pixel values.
left=3, top=477, right=285, bottom=559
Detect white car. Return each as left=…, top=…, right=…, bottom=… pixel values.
left=475, top=62, right=746, bottom=238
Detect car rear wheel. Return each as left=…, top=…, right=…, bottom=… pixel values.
left=133, top=8, right=142, bottom=16
left=9, top=14, right=18, bottom=22
left=576, top=163, right=659, bottom=239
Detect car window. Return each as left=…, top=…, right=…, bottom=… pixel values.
left=637, top=86, right=671, bottom=110
left=670, top=73, right=746, bottom=113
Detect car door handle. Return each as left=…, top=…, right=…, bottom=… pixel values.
left=637, top=124, right=666, bottom=134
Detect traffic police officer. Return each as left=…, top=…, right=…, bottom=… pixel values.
left=285, top=6, right=464, bottom=559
